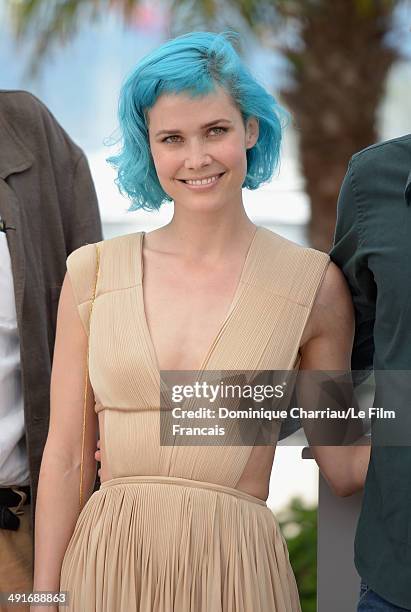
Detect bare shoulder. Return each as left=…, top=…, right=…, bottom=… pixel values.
left=301, top=261, right=354, bottom=346
left=314, top=261, right=353, bottom=315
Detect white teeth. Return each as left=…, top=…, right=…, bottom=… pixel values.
left=185, top=174, right=221, bottom=186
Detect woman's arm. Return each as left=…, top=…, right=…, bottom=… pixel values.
left=32, top=273, right=98, bottom=599
left=299, top=261, right=371, bottom=497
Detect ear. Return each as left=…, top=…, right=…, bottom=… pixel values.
left=245, top=117, right=259, bottom=149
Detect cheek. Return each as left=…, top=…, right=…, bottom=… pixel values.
left=151, top=149, right=179, bottom=180
left=222, top=138, right=247, bottom=169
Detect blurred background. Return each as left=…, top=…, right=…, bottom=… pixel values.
left=2, top=1, right=410, bottom=608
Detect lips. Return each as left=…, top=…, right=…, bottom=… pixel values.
left=178, top=172, right=225, bottom=185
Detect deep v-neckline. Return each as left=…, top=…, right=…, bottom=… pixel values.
left=138, top=227, right=260, bottom=373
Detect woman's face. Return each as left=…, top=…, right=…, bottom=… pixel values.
left=147, top=86, right=258, bottom=213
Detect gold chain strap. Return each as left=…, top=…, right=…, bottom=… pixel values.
left=79, top=244, right=100, bottom=512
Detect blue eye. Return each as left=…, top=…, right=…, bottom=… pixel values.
left=162, top=135, right=182, bottom=144
left=209, top=127, right=228, bottom=136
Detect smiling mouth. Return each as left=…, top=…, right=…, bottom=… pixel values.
left=178, top=172, right=225, bottom=186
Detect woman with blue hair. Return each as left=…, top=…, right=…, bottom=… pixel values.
left=33, top=31, right=368, bottom=612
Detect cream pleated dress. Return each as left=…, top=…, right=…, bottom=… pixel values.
left=59, top=226, right=329, bottom=611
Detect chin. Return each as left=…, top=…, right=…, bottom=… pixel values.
left=176, top=198, right=227, bottom=214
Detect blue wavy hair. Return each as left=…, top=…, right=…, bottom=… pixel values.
left=107, top=31, right=288, bottom=211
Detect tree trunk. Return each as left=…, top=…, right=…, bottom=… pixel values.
left=280, top=0, right=397, bottom=251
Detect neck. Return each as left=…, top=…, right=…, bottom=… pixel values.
left=159, top=207, right=256, bottom=262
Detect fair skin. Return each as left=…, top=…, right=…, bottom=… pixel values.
left=32, top=86, right=370, bottom=608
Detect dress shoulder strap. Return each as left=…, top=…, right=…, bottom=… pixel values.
left=95, top=232, right=142, bottom=295
left=66, top=242, right=101, bottom=336
left=246, top=228, right=330, bottom=309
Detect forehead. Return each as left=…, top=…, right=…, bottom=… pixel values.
left=147, top=87, right=241, bottom=130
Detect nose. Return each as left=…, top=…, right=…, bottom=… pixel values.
left=184, top=140, right=212, bottom=170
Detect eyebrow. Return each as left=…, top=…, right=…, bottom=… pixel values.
left=155, top=119, right=233, bottom=137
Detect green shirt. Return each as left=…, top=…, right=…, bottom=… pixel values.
left=331, top=133, right=411, bottom=608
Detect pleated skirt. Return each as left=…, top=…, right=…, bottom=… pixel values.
left=60, top=475, right=301, bottom=611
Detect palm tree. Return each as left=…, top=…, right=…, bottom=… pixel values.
left=273, top=0, right=398, bottom=250
left=8, top=0, right=401, bottom=249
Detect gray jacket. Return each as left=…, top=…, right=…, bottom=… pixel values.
left=0, top=90, right=103, bottom=527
